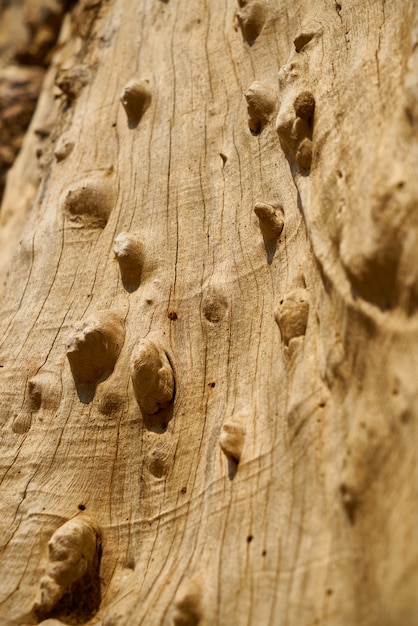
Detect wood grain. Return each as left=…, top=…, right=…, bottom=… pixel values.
left=0, top=1, right=418, bottom=625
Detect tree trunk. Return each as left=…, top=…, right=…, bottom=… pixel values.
left=1, top=1, right=418, bottom=625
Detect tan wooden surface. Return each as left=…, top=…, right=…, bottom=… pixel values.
left=1, top=1, right=418, bottom=624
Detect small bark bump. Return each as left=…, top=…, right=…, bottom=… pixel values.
left=237, top=0, right=267, bottom=44
left=114, top=232, right=144, bottom=291
left=202, top=287, right=228, bottom=323
left=219, top=421, right=246, bottom=466
left=172, top=579, right=202, bottom=626
left=54, top=134, right=74, bottom=162
left=34, top=517, right=101, bottom=622
left=274, top=288, right=309, bottom=345
left=130, top=339, right=174, bottom=416
left=66, top=311, right=125, bottom=386
left=62, top=175, right=115, bottom=229
left=120, top=79, right=152, bottom=127
left=254, top=202, right=284, bottom=240
left=245, top=81, right=276, bottom=134
left=12, top=412, right=31, bottom=434
left=293, top=91, right=315, bottom=120
left=55, top=66, right=89, bottom=100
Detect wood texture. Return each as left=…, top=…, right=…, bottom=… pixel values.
left=1, top=1, right=418, bottom=625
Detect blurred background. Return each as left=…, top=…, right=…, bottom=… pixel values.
left=0, top=0, right=75, bottom=203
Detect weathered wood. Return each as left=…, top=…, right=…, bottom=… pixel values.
left=1, top=1, right=418, bottom=625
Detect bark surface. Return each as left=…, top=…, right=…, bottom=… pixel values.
left=1, top=1, right=418, bottom=625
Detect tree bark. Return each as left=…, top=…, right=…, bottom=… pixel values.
left=1, top=1, right=418, bottom=625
